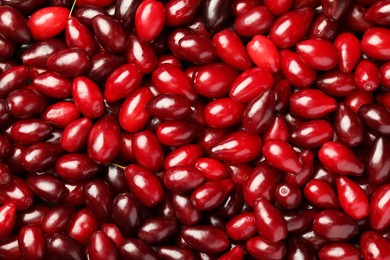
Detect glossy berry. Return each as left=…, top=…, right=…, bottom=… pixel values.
left=135, top=0, right=165, bottom=42
left=28, top=7, right=69, bottom=40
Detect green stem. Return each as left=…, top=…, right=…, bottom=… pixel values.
left=110, top=163, right=125, bottom=169
left=69, top=0, right=77, bottom=18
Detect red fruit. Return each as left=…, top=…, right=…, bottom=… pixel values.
left=171, top=193, right=202, bottom=226
left=308, top=14, right=339, bottom=41
left=247, top=35, right=280, bottom=73
left=92, top=14, right=127, bottom=53
left=41, top=101, right=80, bottom=128
left=344, top=91, right=373, bottom=113
left=84, top=180, right=113, bottom=222
left=0, top=6, right=31, bottom=43
left=152, top=64, right=197, bottom=102
left=21, top=142, right=62, bottom=172
left=47, top=48, right=91, bottom=78
left=242, top=89, right=275, bottom=134
left=336, top=176, right=369, bottom=220
left=230, top=67, right=274, bottom=103
left=163, top=166, right=204, bottom=192
left=210, top=130, right=263, bottom=164
left=262, top=140, right=302, bottom=174
left=10, top=119, right=51, bottom=145
left=135, top=0, right=165, bottom=42
left=313, top=210, right=359, bottom=242
left=120, top=238, right=159, bottom=260
left=291, top=120, right=333, bottom=149
left=367, top=137, right=390, bottom=184
left=163, top=144, right=203, bottom=169
left=56, top=153, right=102, bottom=181
left=124, top=164, right=164, bottom=207
left=119, top=87, right=154, bottom=132
left=274, top=79, right=291, bottom=113
left=191, top=179, right=234, bottom=210
left=281, top=50, right=317, bottom=88
left=226, top=211, right=256, bottom=241
left=334, top=33, right=361, bottom=73
left=181, top=226, right=230, bottom=254
left=347, top=3, right=371, bottom=33
left=165, top=0, right=201, bottom=27
left=178, top=34, right=217, bottom=65
left=331, top=83, right=351, bottom=108
left=22, top=39, right=66, bottom=67
left=42, top=205, right=75, bottom=235
left=158, top=246, right=195, bottom=260
left=296, top=39, right=338, bottom=70
left=218, top=246, right=244, bottom=260
left=88, top=231, right=120, bottom=260
left=290, top=89, right=337, bottom=119
left=101, top=223, right=124, bottom=248
left=0, top=177, right=33, bottom=210
left=73, top=76, right=104, bottom=119
left=0, top=163, right=11, bottom=187
left=322, top=0, right=350, bottom=20
left=213, top=29, right=252, bottom=70
left=156, top=120, right=200, bottom=147
left=33, top=71, right=72, bottom=99
left=132, top=130, right=163, bottom=171
left=254, top=197, right=288, bottom=243
left=66, top=17, right=97, bottom=56
left=47, top=233, right=86, bottom=260
left=318, top=142, right=365, bottom=176
left=18, top=225, right=46, bottom=260
left=202, top=0, right=234, bottom=33
left=334, top=104, right=364, bottom=147
left=0, top=203, right=16, bottom=243
left=112, top=193, right=140, bottom=235
left=126, top=35, right=157, bottom=74
left=104, top=64, right=142, bottom=102
left=138, top=217, right=177, bottom=245
left=88, top=52, right=126, bottom=83
left=275, top=183, right=302, bottom=209
left=264, top=116, right=289, bottom=143
left=234, top=6, right=273, bottom=37
left=194, top=63, right=239, bottom=98
left=380, top=61, right=390, bottom=88
left=286, top=236, right=316, bottom=260
left=244, top=162, right=280, bottom=202
left=359, top=104, right=390, bottom=135
left=146, top=94, right=192, bottom=120
left=365, top=0, right=390, bottom=25
left=0, top=65, right=29, bottom=97
left=318, top=243, right=361, bottom=260
left=61, top=118, right=93, bottom=152
left=28, top=7, right=69, bottom=40
left=264, top=0, right=292, bottom=15
left=283, top=209, right=318, bottom=234
left=204, top=98, right=244, bottom=128
left=303, top=179, right=339, bottom=209
left=195, top=158, right=228, bottom=181
left=7, top=88, right=47, bottom=119
left=67, top=208, right=99, bottom=245
left=246, top=236, right=286, bottom=260
left=27, top=174, right=67, bottom=203
left=87, top=115, right=120, bottom=165
left=355, top=60, right=381, bottom=93
left=362, top=27, right=390, bottom=60
left=370, top=184, right=390, bottom=231
left=269, top=7, right=314, bottom=48
left=360, top=231, right=390, bottom=260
